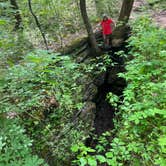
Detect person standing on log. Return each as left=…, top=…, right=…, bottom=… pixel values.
left=101, top=15, right=115, bottom=48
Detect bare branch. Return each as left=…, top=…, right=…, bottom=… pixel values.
left=28, top=0, right=49, bottom=50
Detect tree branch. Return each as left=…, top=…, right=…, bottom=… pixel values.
left=28, top=0, right=49, bottom=50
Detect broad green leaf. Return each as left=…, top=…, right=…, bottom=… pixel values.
left=96, top=155, right=106, bottom=163
left=80, top=157, right=87, bottom=166
left=87, top=157, right=97, bottom=166
left=105, top=152, right=113, bottom=158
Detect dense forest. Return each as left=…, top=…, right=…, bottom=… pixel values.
left=0, top=0, right=166, bottom=165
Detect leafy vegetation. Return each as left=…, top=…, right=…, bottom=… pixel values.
left=0, top=49, right=87, bottom=164
left=0, top=118, right=47, bottom=166
left=0, top=0, right=166, bottom=165
left=71, top=17, right=166, bottom=166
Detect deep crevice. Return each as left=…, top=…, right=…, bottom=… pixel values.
left=94, top=82, right=115, bottom=135
left=94, top=71, right=126, bottom=135
left=93, top=47, right=127, bottom=135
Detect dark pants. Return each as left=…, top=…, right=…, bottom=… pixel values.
left=103, top=34, right=112, bottom=47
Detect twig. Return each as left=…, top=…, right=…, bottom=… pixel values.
left=28, top=0, right=49, bottom=50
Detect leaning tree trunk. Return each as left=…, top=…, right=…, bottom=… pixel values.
left=112, top=0, right=134, bottom=47
left=10, top=0, right=22, bottom=30
left=80, top=0, right=100, bottom=56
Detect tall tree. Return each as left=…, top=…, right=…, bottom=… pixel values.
left=10, top=0, right=22, bottom=30
left=112, top=0, right=134, bottom=47
left=80, top=0, right=100, bottom=55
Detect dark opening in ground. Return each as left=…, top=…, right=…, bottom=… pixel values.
left=94, top=76, right=126, bottom=135
left=93, top=46, right=127, bottom=135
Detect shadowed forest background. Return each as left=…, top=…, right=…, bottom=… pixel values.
left=0, top=0, right=166, bottom=166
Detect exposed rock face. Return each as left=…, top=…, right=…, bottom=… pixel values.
left=112, top=39, right=124, bottom=47
left=80, top=60, right=126, bottom=135
left=76, top=49, right=90, bottom=63
left=83, top=83, right=98, bottom=101
left=111, top=25, right=131, bottom=47
left=62, top=26, right=128, bottom=137
left=80, top=101, right=96, bottom=127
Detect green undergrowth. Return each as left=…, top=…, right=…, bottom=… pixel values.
left=72, top=17, right=166, bottom=166
left=0, top=14, right=166, bottom=165
left=0, top=118, right=47, bottom=166
left=0, top=50, right=85, bottom=164
left=0, top=40, right=113, bottom=165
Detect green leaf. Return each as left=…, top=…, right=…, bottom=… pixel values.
left=0, top=19, right=7, bottom=25
left=80, top=157, right=87, bottom=166
left=105, top=152, right=113, bottom=158
left=158, top=137, right=166, bottom=153
left=71, top=144, right=79, bottom=152
left=96, top=155, right=106, bottom=163
left=87, top=157, right=97, bottom=166
left=106, top=158, right=117, bottom=166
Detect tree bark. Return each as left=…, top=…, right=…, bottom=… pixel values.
left=112, top=0, right=134, bottom=47
left=80, top=0, right=100, bottom=55
left=118, top=0, right=134, bottom=24
left=28, top=0, right=49, bottom=50
left=10, top=0, right=22, bottom=30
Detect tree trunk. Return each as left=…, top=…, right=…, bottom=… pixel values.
left=28, top=0, right=49, bottom=50
left=112, top=0, right=134, bottom=47
left=80, top=0, right=100, bottom=56
left=118, top=0, right=134, bottom=23
left=10, top=0, right=22, bottom=30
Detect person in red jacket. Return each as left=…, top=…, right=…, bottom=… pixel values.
left=101, top=15, right=115, bottom=47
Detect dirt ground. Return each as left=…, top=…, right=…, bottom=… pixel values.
left=153, top=10, right=166, bottom=28
left=132, top=0, right=166, bottom=28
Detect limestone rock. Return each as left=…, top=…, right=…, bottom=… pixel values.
left=112, top=39, right=124, bottom=47
left=76, top=49, right=89, bottom=63
left=83, top=83, right=98, bottom=101
left=80, top=101, right=96, bottom=128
